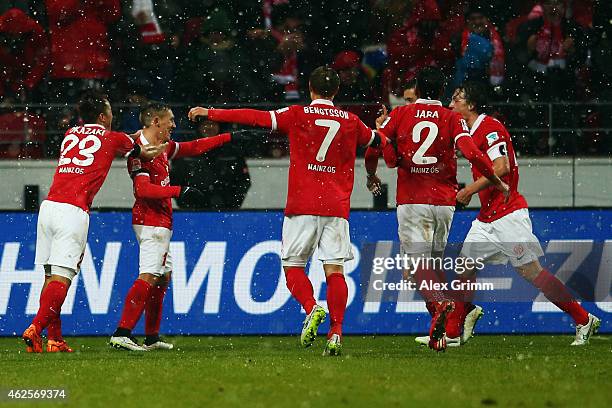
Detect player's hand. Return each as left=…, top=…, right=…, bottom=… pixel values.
left=127, top=129, right=143, bottom=140
left=140, top=142, right=168, bottom=160
left=375, top=105, right=388, bottom=130
left=456, top=188, right=473, bottom=206
left=367, top=174, right=382, bottom=196
left=179, top=186, right=205, bottom=202
left=188, top=107, right=209, bottom=122
left=498, top=180, right=510, bottom=202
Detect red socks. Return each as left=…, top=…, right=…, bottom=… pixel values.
left=326, top=273, right=348, bottom=337
left=118, top=279, right=152, bottom=330
left=47, top=317, right=63, bottom=341
left=145, top=284, right=168, bottom=336
left=32, top=280, right=68, bottom=333
left=285, top=267, right=316, bottom=314
left=533, top=268, right=589, bottom=325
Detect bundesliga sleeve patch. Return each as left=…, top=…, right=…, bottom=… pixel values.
left=486, top=132, right=500, bottom=146
left=132, top=159, right=142, bottom=170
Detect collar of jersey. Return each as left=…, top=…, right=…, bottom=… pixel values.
left=139, top=133, right=151, bottom=145
left=83, top=124, right=106, bottom=129
left=310, top=99, right=334, bottom=106
left=415, top=98, right=442, bottom=106
left=470, top=114, right=487, bottom=135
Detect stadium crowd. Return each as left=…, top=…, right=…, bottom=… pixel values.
left=0, top=0, right=611, bottom=158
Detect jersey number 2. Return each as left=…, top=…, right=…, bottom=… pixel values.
left=412, top=121, right=438, bottom=165
left=59, top=134, right=102, bottom=167
left=314, top=119, right=340, bottom=162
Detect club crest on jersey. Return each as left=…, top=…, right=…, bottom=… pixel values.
left=486, top=132, right=499, bottom=146
left=415, top=110, right=439, bottom=119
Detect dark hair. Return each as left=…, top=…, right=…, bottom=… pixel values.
left=77, top=90, right=110, bottom=124
left=309, top=66, right=340, bottom=98
left=459, top=81, right=490, bottom=113
left=415, top=67, right=445, bottom=100
left=139, top=102, right=171, bottom=127
left=403, top=78, right=417, bottom=91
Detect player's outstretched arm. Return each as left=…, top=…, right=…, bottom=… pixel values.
left=172, top=133, right=232, bottom=159
left=189, top=106, right=273, bottom=128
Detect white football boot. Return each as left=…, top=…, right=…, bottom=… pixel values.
left=415, top=335, right=461, bottom=347
left=461, top=305, right=484, bottom=344
left=110, top=336, right=147, bottom=351
left=571, top=313, right=601, bottom=346
left=142, top=339, right=174, bottom=350
left=323, top=333, right=342, bottom=356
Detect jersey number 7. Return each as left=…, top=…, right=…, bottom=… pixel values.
left=314, top=119, right=340, bottom=162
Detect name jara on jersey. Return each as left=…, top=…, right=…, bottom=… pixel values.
left=415, top=110, right=439, bottom=119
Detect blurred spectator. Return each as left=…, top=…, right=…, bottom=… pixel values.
left=176, top=7, right=249, bottom=103
left=45, top=0, right=121, bottom=96
left=0, top=99, right=46, bottom=159
left=516, top=0, right=586, bottom=101
left=332, top=51, right=374, bottom=103
left=269, top=5, right=306, bottom=101
left=0, top=8, right=49, bottom=101
left=383, top=0, right=452, bottom=103
left=171, top=119, right=251, bottom=209
left=447, top=3, right=505, bottom=95
left=116, top=0, right=177, bottom=101
left=44, top=0, right=121, bottom=155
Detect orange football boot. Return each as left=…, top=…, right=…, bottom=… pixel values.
left=22, top=324, right=43, bottom=353
left=47, top=339, right=74, bottom=353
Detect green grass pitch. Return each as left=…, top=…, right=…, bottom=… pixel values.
left=1, top=335, right=610, bottom=407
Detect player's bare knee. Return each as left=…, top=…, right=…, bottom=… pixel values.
left=323, top=262, right=344, bottom=277
left=515, top=260, right=542, bottom=281
left=138, top=273, right=160, bottom=285
left=49, top=266, right=74, bottom=287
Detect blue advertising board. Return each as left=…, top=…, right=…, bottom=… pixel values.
left=0, top=210, right=610, bottom=336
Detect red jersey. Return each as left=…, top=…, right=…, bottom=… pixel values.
left=46, top=124, right=135, bottom=212
left=378, top=99, right=471, bottom=206
left=128, top=135, right=177, bottom=229
left=469, top=114, right=528, bottom=222
left=209, top=100, right=375, bottom=219
left=128, top=133, right=232, bottom=229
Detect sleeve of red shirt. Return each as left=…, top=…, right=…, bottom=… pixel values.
left=455, top=136, right=495, bottom=178
left=208, top=108, right=273, bottom=128
left=133, top=175, right=181, bottom=199
left=171, top=133, right=232, bottom=159
left=377, top=108, right=399, bottom=141
left=110, top=131, right=137, bottom=157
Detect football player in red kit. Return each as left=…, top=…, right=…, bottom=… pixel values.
left=448, top=81, right=600, bottom=346
left=188, top=66, right=387, bottom=356
left=109, top=102, right=245, bottom=351
left=364, top=68, right=509, bottom=351
left=22, top=91, right=167, bottom=353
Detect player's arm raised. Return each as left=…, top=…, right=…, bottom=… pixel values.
left=189, top=106, right=274, bottom=128
left=455, top=135, right=509, bottom=202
